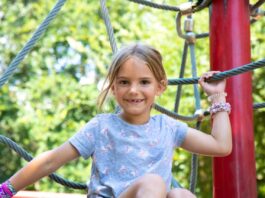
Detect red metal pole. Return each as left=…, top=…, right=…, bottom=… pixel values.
left=210, top=0, right=257, bottom=197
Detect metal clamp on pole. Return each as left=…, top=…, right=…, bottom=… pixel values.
left=194, top=109, right=206, bottom=122
left=176, top=12, right=196, bottom=44
left=179, top=2, right=194, bottom=15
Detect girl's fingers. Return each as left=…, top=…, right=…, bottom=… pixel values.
left=199, top=71, right=224, bottom=89
left=198, top=75, right=205, bottom=85
left=200, top=71, right=221, bottom=81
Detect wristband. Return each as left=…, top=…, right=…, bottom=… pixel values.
left=0, top=180, right=17, bottom=198
left=209, top=102, right=231, bottom=115
left=0, top=187, right=6, bottom=198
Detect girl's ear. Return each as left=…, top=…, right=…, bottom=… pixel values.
left=156, top=79, right=167, bottom=96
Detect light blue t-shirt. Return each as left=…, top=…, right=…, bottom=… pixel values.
left=69, top=113, right=188, bottom=198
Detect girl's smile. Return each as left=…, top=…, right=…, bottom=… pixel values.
left=124, top=99, right=145, bottom=104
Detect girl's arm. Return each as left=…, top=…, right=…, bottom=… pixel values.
left=180, top=71, right=232, bottom=157
left=181, top=112, right=232, bottom=156
left=9, top=142, right=80, bottom=192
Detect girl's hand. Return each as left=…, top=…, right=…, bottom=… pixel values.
left=198, top=71, right=226, bottom=96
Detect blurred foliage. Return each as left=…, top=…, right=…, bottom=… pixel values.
left=0, top=0, right=264, bottom=197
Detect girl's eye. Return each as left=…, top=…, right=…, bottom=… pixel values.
left=141, top=80, right=150, bottom=85
left=118, top=80, right=129, bottom=85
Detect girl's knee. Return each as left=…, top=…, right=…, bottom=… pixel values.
left=119, top=174, right=167, bottom=198
left=138, top=174, right=165, bottom=185
left=167, top=188, right=196, bottom=198
left=136, top=174, right=167, bottom=197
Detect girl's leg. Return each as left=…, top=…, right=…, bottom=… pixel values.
left=167, top=188, right=196, bottom=198
left=119, top=174, right=167, bottom=198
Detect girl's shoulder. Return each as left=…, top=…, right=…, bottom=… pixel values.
left=81, top=113, right=118, bottom=133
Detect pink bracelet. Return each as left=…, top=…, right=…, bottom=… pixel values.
left=0, top=180, right=17, bottom=198
left=0, top=186, right=6, bottom=198
left=209, top=102, right=231, bottom=115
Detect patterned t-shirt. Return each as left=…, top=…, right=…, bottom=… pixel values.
left=69, top=113, right=188, bottom=198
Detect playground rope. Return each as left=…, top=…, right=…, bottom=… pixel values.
left=0, top=0, right=67, bottom=88
left=253, top=102, right=265, bottom=109
left=100, top=0, right=118, bottom=54
left=0, top=135, right=87, bottom=190
left=174, top=14, right=201, bottom=191
left=168, top=58, right=265, bottom=85
left=128, top=0, right=187, bottom=12
left=128, top=0, right=209, bottom=13
left=251, top=0, right=265, bottom=11
left=174, top=42, right=188, bottom=113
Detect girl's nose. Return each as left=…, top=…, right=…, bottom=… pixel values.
left=129, top=84, right=138, bottom=93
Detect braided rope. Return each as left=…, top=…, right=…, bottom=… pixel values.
left=196, top=33, right=209, bottom=39
left=168, top=58, right=265, bottom=85
left=100, top=0, right=118, bottom=54
left=189, top=44, right=201, bottom=110
left=0, top=135, right=87, bottom=190
left=0, top=0, right=67, bottom=88
left=189, top=121, right=201, bottom=193
left=188, top=42, right=201, bottom=192
left=253, top=102, right=265, bottom=109
left=128, top=0, right=211, bottom=13
left=154, top=101, right=265, bottom=122
left=128, top=0, right=181, bottom=12
left=189, top=154, right=198, bottom=192
left=251, top=0, right=265, bottom=11
left=174, top=42, right=188, bottom=112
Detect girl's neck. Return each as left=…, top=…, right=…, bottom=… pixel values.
left=119, top=113, right=150, bottom=125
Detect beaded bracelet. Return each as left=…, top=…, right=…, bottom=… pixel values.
left=207, top=92, right=227, bottom=102
left=0, top=180, right=17, bottom=198
left=0, top=187, right=6, bottom=198
left=209, top=102, right=231, bottom=115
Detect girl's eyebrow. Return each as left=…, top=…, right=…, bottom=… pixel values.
left=116, top=77, right=153, bottom=81
left=139, top=77, right=152, bottom=80
left=116, top=76, right=153, bottom=79
left=116, top=76, right=128, bottom=80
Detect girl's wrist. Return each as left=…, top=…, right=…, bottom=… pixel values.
left=210, top=96, right=226, bottom=104
left=207, top=92, right=227, bottom=103
left=207, top=92, right=231, bottom=117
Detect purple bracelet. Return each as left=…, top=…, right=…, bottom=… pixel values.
left=0, top=186, right=7, bottom=198
left=209, top=102, right=231, bottom=115
left=0, top=180, right=17, bottom=198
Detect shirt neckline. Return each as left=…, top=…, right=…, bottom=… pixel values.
left=112, top=113, right=151, bottom=128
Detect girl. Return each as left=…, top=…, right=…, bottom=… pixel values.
left=0, top=43, right=232, bottom=198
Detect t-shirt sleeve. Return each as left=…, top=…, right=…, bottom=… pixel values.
left=69, top=116, right=99, bottom=159
left=163, top=115, right=188, bottom=148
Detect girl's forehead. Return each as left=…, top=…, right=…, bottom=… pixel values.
left=119, top=58, right=150, bottom=71
left=114, top=58, right=156, bottom=79
left=126, top=56, right=145, bottom=64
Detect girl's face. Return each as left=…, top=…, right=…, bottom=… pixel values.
left=111, top=57, right=165, bottom=124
